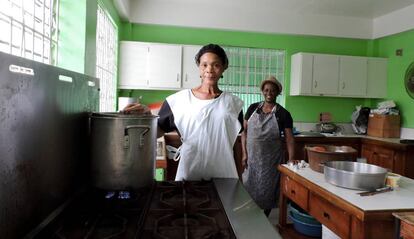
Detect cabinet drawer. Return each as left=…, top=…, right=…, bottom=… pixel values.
left=281, top=175, right=309, bottom=210
left=401, top=220, right=414, bottom=239
left=309, top=193, right=350, bottom=239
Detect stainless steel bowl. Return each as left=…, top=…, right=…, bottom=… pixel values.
left=324, top=161, right=388, bottom=190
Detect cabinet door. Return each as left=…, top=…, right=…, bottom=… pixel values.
left=312, top=54, right=339, bottom=96
left=182, top=45, right=202, bottom=89
left=361, top=145, right=394, bottom=171
left=290, top=53, right=313, bottom=95
left=339, top=56, right=367, bottom=97
left=118, top=41, right=149, bottom=89
left=147, top=44, right=182, bottom=89
left=367, top=58, right=387, bottom=98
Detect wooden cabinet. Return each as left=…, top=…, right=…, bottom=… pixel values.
left=119, top=42, right=202, bottom=90
left=281, top=174, right=309, bottom=210
left=290, top=52, right=387, bottom=98
left=309, top=192, right=351, bottom=239
left=361, top=139, right=414, bottom=178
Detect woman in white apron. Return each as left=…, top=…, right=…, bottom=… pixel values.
left=123, top=44, right=244, bottom=181
left=241, top=76, right=295, bottom=216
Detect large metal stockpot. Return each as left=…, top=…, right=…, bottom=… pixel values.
left=90, top=112, right=158, bottom=190
left=324, top=161, right=388, bottom=190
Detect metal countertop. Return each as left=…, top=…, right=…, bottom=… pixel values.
left=213, top=178, right=282, bottom=239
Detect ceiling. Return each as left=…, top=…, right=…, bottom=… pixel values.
left=259, top=0, right=414, bottom=18
left=114, top=0, right=414, bottom=39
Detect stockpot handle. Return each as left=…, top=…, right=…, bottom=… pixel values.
left=124, top=125, right=151, bottom=148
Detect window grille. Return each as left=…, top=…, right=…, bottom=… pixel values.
left=0, top=0, right=59, bottom=64
left=96, top=4, right=117, bottom=112
left=221, top=46, right=285, bottom=113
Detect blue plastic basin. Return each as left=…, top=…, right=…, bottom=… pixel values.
left=289, top=211, right=322, bottom=237
left=289, top=203, right=320, bottom=225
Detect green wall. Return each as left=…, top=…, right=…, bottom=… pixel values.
left=58, top=0, right=121, bottom=76
left=372, top=29, right=414, bottom=128
left=119, top=23, right=372, bottom=123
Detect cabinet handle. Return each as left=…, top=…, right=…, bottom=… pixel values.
left=323, top=212, right=330, bottom=220
left=185, top=74, right=188, bottom=82
left=314, top=81, right=317, bottom=88
left=291, top=189, right=296, bottom=195
left=342, top=82, right=345, bottom=89
left=177, top=73, right=180, bottom=82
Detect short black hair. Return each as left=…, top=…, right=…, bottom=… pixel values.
left=195, top=44, right=229, bottom=69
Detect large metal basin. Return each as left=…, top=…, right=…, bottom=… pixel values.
left=324, top=161, right=388, bottom=190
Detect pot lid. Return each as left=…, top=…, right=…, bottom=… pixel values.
left=91, top=112, right=158, bottom=119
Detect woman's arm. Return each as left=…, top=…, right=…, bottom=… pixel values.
left=284, top=128, right=296, bottom=163
left=241, top=119, right=248, bottom=169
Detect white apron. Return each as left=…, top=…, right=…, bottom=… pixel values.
left=166, top=90, right=243, bottom=181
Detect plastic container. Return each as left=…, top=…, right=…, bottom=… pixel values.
left=289, top=203, right=320, bottom=225
left=289, top=211, right=322, bottom=237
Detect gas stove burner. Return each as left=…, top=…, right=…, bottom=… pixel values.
left=118, top=191, right=130, bottom=199
left=104, top=191, right=130, bottom=199
left=153, top=213, right=232, bottom=239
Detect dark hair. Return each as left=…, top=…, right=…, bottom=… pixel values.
left=195, top=44, right=228, bottom=69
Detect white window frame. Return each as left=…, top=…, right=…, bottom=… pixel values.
left=221, top=46, right=286, bottom=112
left=0, top=0, right=59, bottom=64
left=96, top=3, right=118, bottom=112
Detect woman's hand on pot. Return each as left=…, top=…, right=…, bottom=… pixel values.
left=121, top=103, right=151, bottom=114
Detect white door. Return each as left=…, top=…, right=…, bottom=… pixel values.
left=147, top=44, right=182, bottom=89
left=367, top=58, right=387, bottom=98
left=312, top=54, right=339, bottom=96
left=182, top=45, right=202, bottom=89
left=118, top=41, right=149, bottom=89
left=339, top=56, right=367, bottom=97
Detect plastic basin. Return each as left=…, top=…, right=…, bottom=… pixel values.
left=288, top=211, right=322, bottom=237
left=288, top=203, right=320, bottom=225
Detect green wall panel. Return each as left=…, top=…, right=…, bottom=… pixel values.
left=58, top=0, right=87, bottom=73
left=119, top=23, right=371, bottom=123
left=373, top=29, right=414, bottom=128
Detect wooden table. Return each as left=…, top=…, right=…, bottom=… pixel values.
left=278, top=165, right=414, bottom=239
left=393, top=212, right=414, bottom=239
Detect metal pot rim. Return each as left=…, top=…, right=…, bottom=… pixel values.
left=91, top=112, right=158, bottom=119
left=324, top=161, right=388, bottom=176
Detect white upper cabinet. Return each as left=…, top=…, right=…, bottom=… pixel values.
left=118, top=41, right=203, bottom=90
left=290, top=53, right=313, bottom=95
left=182, top=45, right=202, bottom=89
left=339, top=56, right=367, bottom=97
left=312, top=54, right=339, bottom=96
left=119, top=41, right=149, bottom=89
left=367, top=58, right=387, bottom=98
left=290, top=52, right=387, bottom=98
left=147, top=44, right=182, bottom=89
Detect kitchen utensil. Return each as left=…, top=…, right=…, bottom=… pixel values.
left=324, top=161, right=388, bottom=190
left=317, top=122, right=338, bottom=133
left=306, top=145, right=357, bottom=173
left=386, top=173, right=401, bottom=188
left=90, top=112, right=158, bottom=190
left=358, top=186, right=393, bottom=196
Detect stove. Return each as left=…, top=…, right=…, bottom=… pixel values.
left=28, top=181, right=235, bottom=239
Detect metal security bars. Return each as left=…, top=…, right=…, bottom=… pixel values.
left=221, top=47, right=285, bottom=112
left=96, top=4, right=118, bottom=112
left=0, top=0, right=59, bottom=64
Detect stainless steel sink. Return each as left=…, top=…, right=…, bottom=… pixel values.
left=295, top=131, right=326, bottom=137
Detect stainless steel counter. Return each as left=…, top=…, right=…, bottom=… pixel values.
left=213, top=178, right=282, bottom=239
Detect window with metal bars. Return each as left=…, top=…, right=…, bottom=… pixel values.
left=0, top=0, right=59, bottom=64
left=96, top=4, right=118, bottom=112
left=221, top=47, right=285, bottom=112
